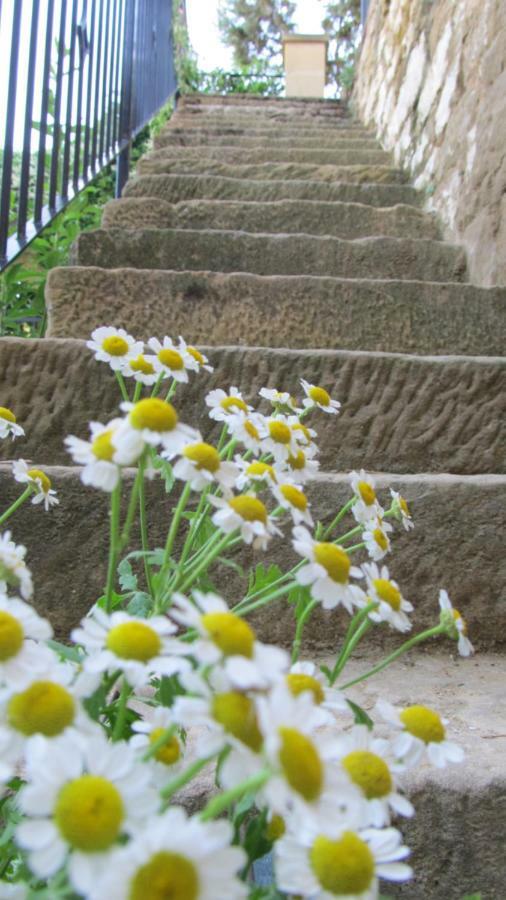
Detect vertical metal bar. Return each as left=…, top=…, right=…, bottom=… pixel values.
left=361, top=0, right=370, bottom=26
left=98, top=0, right=111, bottom=162
left=0, top=0, right=23, bottom=263
left=82, top=0, right=97, bottom=178
left=91, top=0, right=104, bottom=170
left=106, top=0, right=119, bottom=153
left=73, top=2, right=89, bottom=190
left=112, top=0, right=124, bottom=148
left=17, top=0, right=41, bottom=239
left=49, top=0, right=69, bottom=209
left=61, top=0, right=79, bottom=200
left=34, top=0, right=55, bottom=224
left=115, top=0, right=135, bottom=196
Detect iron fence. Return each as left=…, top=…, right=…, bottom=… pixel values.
left=0, top=0, right=177, bottom=270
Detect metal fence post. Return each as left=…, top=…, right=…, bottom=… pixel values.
left=115, top=0, right=136, bottom=197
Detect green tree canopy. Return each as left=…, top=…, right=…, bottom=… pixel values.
left=218, top=0, right=296, bottom=67
left=319, top=0, right=361, bottom=97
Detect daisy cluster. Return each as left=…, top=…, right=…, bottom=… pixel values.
left=0, top=327, right=473, bottom=899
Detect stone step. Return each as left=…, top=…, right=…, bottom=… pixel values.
left=155, top=129, right=381, bottom=150
left=142, top=145, right=391, bottom=167
left=124, top=174, right=421, bottom=208
left=72, top=227, right=466, bottom=283
left=172, top=105, right=351, bottom=122
left=1, top=339, right=504, bottom=474
left=46, top=267, right=506, bottom=357
left=164, top=121, right=374, bottom=141
left=136, top=156, right=407, bottom=185
left=178, top=94, right=348, bottom=113
left=169, top=113, right=365, bottom=132
left=101, top=198, right=439, bottom=240
left=1, top=463, right=504, bottom=650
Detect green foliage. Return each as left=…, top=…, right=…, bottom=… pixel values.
left=320, top=0, right=361, bottom=98
left=198, top=63, right=284, bottom=97
left=218, top=0, right=296, bottom=67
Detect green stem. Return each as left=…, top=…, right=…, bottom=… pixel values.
left=339, top=624, right=446, bottom=690
left=119, top=468, right=142, bottom=550
left=200, top=769, right=271, bottom=821
left=177, top=531, right=236, bottom=595
left=178, top=487, right=211, bottom=567
left=335, top=524, right=363, bottom=545
left=150, top=371, right=165, bottom=398
left=216, top=423, right=229, bottom=452
left=322, top=498, right=355, bottom=539
left=133, top=380, right=143, bottom=402
left=141, top=724, right=177, bottom=761
left=345, top=541, right=366, bottom=554
left=328, top=601, right=378, bottom=684
left=138, top=458, right=155, bottom=597
left=0, top=486, right=33, bottom=526
left=115, top=370, right=130, bottom=403
left=164, top=379, right=177, bottom=402
left=162, top=482, right=192, bottom=574
left=292, top=598, right=318, bottom=663
left=105, top=484, right=121, bottom=614
left=112, top=679, right=131, bottom=741
left=161, top=755, right=216, bottom=803
left=234, top=580, right=297, bottom=618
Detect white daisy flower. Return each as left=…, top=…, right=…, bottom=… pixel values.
left=234, top=458, right=278, bottom=490
left=92, top=806, right=247, bottom=900
left=11, top=460, right=59, bottom=511
left=205, top=387, right=252, bottom=422
left=362, top=518, right=393, bottom=561
left=210, top=493, right=281, bottom=550
left=0, top=594, right=53, bottom=692
left=275, top=822, right=412, bottom=899
left=300, top=379, right=341, bottom=415
left=166, top=441, right=239, bottom=493
left=169, top=591, right=289, bottom=689
left=293, top=526, right=365, bottom=613
left=16, top=731, right=158, bottom=895
left=331, top=725, right=414, bottom=827
left=87, top=326, right=143, bottom=371
left=277, top=447, right=320, bottom=484
left=361, top=563, right=413, bottom=633
left=65, top=418, right=144, bottom=492
left=119, top=398, right=199, bottom=455
left=438, top=589, right=474, bottom=657
left=376, top=699, right=465, bottom=769
left=0, top=532, right=33, bottom=599
left=260, top=415, right=299, bottom=463
left=129, top=703, right=186, bottom=786
left=121, top=353, right=159, bottom=386
left=71, top=607, right=189, bottom=688
left=0, top=882, right=27, bottom=898
left=259, top=387, right=301, bottom=413
left=146, top=335, right=198, bottom=383
left=272, top=481, right=313, bottom=527
left=0, top=407, right=24, bottom=440
left=390, top=489, right=414, bottom=531
left=287, top=661, right=348, bottom=719
left=179, top=337, right=214, bottom=373
left=226, top=413, right=266, bottom=455
left=350, top=470, right=384, bottom=525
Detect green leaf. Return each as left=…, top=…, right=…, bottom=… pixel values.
left=126, top=591, right=152, bottom=617
left=152, top=457, right=175, bottom=494
left=217, top=556, right=245, bottom=577
left=346, top=699, right=374, bottom=730
left=319, top=663, right=332, bottom=680
left=47, top=639, right=84, bottom=664
left=118, top=557, right=138, bottom=592
left=247, top=563, right=283, bottom=594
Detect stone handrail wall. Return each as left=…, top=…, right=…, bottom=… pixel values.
left=353, top=0, right=506, bottom=287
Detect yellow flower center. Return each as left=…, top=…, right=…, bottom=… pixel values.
left=8, top=681, right=75, bottom=736
left=129, top=851, right=199, bottom=900
left=358, top=480, right=376, bottom=505
left=149, top=729, right=181, bottom=766
left=309, top=386, right=331, bottom=406
left=0, top=611, right=24, bottom=660
left=92, top=429, right=116, bottom=461
left=201, top=612, right=255, bottom=658
left=183, top=442, right=220, bottom=473
left=158, top=348, right=184, bottom=371
left=130, top=398, right=178, bottom=432
left=310, top=832, right=375, bottom=895
left=278, top=727, right=323, bottom=802
left=372, top=528, right=389, bottom=551
left=246, top=461, right=276, bottom=481
left=212, top=692, right=263, bottom=751
left=280, top=484, right=307, bottom=512
left=453, top=608, right=467, bottom=634
left=400, top=705, right=445, bottom=743
left=292, top=422, right=311, bottom=443
left=266, top=814, right=286, bottom=842
left=288, top=449, right=306, bottom=470
left=286, top=673, right=324, bottom=705
left=220, top=395, right=248, bottom=413
left=106, top=621, right=162, bottom=662
left=268, top=420, right=291, bottom=445
left=342, top=750, right=392, bottom=799
left=244, top=419, right=260, bottom=441
left=314, top=543, right=350, bottom=584
left=400, top=496, right=411, bottom=517
left=102, top=335, right=129, bottom=356
left=373, top=578, right=401, bottom=611
left=54, top=775, right=124, bottom=851
left=229, top=495, right=267, bottom=524
left=187, top=346, right=205, bottom=366
left=0, top=407, right=16, bottom=423
left=130, top=355, right=155, bottom=375
left=26, top=468, right=51, bottom=493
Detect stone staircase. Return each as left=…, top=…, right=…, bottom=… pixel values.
left=2, top=93, right=506, bottom=897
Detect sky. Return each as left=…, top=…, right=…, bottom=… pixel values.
left=186, top=0, right=325, bottom=71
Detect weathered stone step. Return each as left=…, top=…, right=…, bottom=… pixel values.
left=1, top=463, right=504, bottom=651
left=164, top=122, right=374, bottom=141
left=142, top=145, right=391, bottom=167
left=124, top=174, right=421, bottom=208
left=101, top=198, right=438, bottom=240
left=72, top=227, right=466, bottom=283
left=46, top=268, right=506, bottom=357
left=178, top=94, right=347, bottom=113
left=173, top=104, right=350, bottom=122
left=155, top=130, right=380, bottom=150
left=169, top=113, right=363, bottom=131
left=136, top=157, right=407, bottom=185
left=2, top=339, right=503, bottom=474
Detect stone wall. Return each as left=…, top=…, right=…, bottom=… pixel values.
left=353, top=0, right=506, bottom=287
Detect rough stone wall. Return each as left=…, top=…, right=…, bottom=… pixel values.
left=353, top=0, right=506, bottom=287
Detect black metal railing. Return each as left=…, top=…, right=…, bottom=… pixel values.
left=0, top=0, right=177, bottom=270
left=361, top=0, right=370, bottom=26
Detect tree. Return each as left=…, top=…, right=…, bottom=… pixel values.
left=319, top=0, right=361, bottom=98
left=218, top=0, right=296, bottom=68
